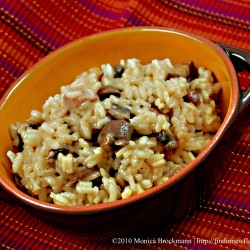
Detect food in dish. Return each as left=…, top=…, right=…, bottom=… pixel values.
left=7, top=58, right=222, bottom=206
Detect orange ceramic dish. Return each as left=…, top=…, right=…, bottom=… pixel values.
left=0, top=27, right=249, bottom=239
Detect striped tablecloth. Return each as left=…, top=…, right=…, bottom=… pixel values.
left=1, top=1, right=249, bottom=249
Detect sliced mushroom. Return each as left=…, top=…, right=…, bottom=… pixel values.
left=25, top=119, right=42, bottom=129
left=155, top=130, right=172, bottom=143
left=155, top=130, right=178, bottom=152
left=17, top=134, right=24, bottom=152
left=187, top=61, right=199, bottom=81
left=113, top=64, right=124, bottom=78
left=98, top=120, right=133, bottom=150
left=165, top=73, right=181, bottom=80
left=97, top=85, right=121, bottom=100
left=70, top=166, right=100, bottom=182
left=184, top=88, right=201, bottom=106
left=48, top=144, right=69, bottom=160
left=107, top=105, right=131, bottom=120
left=164, top=139, right=178, bottom=152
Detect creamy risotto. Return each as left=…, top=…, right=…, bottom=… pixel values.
left=7, top=58, right=222, bottom=206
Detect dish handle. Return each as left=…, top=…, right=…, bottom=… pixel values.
left=218, top=44, right=250, bottom=113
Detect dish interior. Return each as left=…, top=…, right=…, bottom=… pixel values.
left=0, top=28, right=233, bottom=197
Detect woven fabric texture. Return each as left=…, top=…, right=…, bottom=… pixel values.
left=1, top=0, right=249, bottom=249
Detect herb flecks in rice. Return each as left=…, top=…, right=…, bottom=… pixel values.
left=7, top=58, right=222, bottom=206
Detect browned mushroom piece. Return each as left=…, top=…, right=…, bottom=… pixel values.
left=97, top=85, right=121, bottom=100
left=184, top=88, right=201, bottom=106
left=98, top=120, right=133, bottom=150
left=107, top=105, right=131, bottom=120
left=16, top=134, right=24, bottom=152
left=165, top=73, right=181, bottom=80
left=164, top=139, right=178, bottom=152
left=25, top=119, right=42, bottom=129
left=155, top=130, right=172, bottom=143
left=187, top=61, right=199, bottom=81
left=70, top=166, right=99, bottom=182
left=113, top=64, right=125, bottom=78
left=48, top=144, right=70, bottom=160
left=155, top=130, right=178, bottom=152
